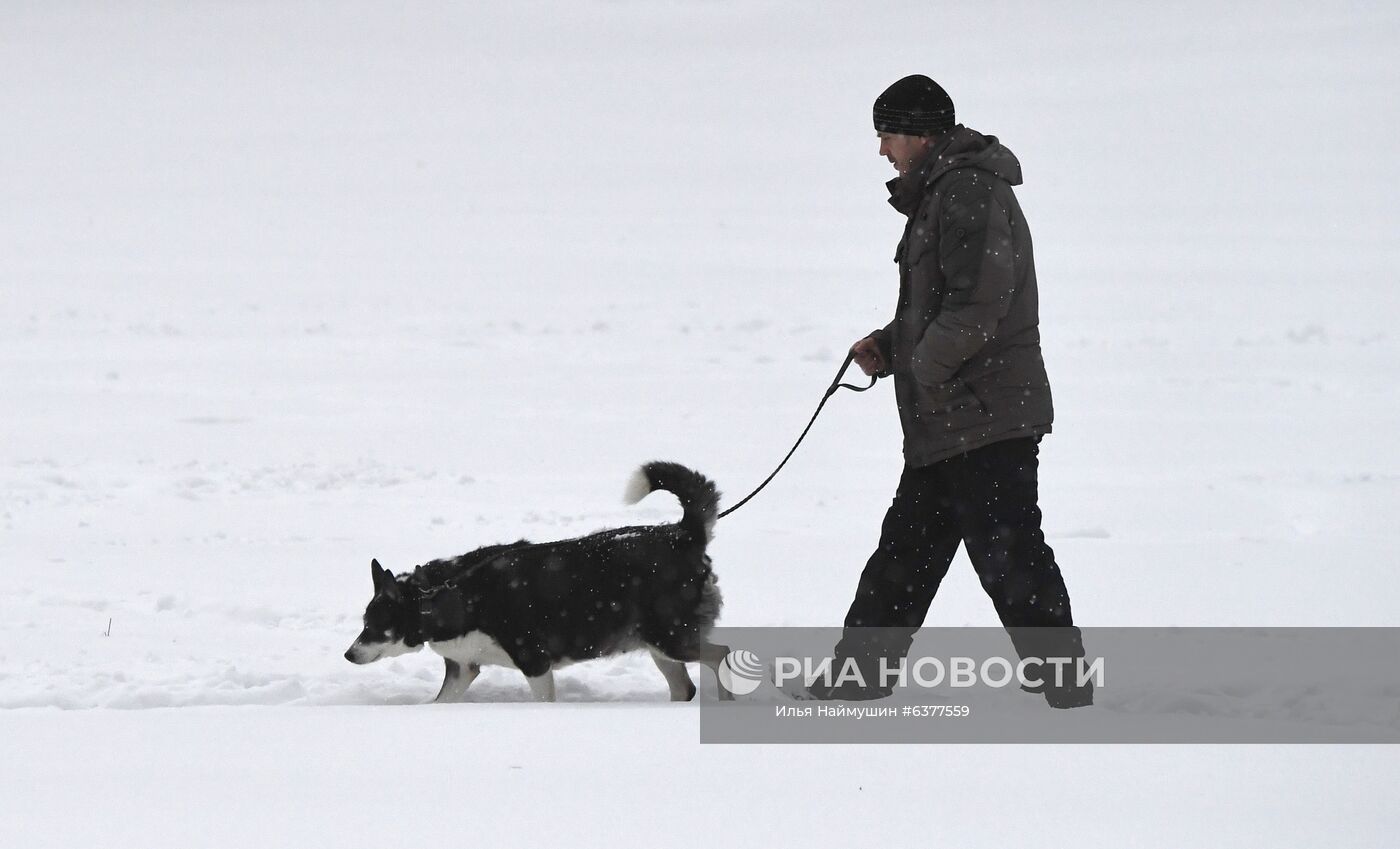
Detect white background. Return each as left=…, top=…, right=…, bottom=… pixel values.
left=3, top=1, right=1398, bottom=845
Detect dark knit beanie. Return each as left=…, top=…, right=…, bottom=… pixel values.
left=873, top=75, right=955, bottom=136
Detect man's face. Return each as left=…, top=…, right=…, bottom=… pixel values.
left=878, top=132, right=933, bottom=176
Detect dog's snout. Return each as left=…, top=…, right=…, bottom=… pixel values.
left=344, top=648, right=357, bottom=663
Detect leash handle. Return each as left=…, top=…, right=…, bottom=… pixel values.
left=717, top=349, right=878, bottom=520
left=829, top=349, right=878, bottom=396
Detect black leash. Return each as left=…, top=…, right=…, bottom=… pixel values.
left=717, top=350, right=878, bottom=520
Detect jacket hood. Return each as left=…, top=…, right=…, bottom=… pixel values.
left=887, top=125, right=1022, bottom=214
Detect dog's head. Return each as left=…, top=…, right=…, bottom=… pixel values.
left=344, top=559, right=421, bottom=664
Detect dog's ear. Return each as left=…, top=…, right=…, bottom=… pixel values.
left=371, top=559, right=400, bottom=599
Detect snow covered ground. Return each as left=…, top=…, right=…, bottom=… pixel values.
left=3, top=1, right=1398, bottom=845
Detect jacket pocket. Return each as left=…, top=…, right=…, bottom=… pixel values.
left=906, top=230, right=940, bottom=269
left=912, top=376, right=987, bottom=416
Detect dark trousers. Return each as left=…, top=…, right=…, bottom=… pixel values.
left=835, top=436, right=1086, bottom=690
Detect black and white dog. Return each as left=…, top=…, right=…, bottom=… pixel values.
left=344, top=461, right=732, bottom=702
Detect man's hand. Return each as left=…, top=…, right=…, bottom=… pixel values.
left=851, top=336, right=886, bottom=377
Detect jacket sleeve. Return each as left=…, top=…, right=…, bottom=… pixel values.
left=909, top=178, right=1017, bottom=386
left=866, top=321, right=894, bottom=378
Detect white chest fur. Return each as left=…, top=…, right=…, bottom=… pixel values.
left=429, top=631, right=516, bottom=669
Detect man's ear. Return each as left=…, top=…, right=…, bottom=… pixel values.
left=371, top=559, right=400, bottom=599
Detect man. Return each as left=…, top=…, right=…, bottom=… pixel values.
left=819, top=75, right=1091, bottom=708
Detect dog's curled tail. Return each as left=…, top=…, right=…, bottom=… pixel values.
left=623, top=461, right=720, bottom=544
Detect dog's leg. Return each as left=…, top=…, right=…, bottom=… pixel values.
left=650, top=649, right=697, bottom=702
left=459, top=662, right=481, bottom=695
left=525, top=670, right=556, bottom=702
left=695, top=642, right=735, bottom=701
left=433, top=660, right=481, bottom=703
left=433, top=659, right=462, bottom=703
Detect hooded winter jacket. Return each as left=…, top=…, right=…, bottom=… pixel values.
left=869, top=125, right=1054, bottom=467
